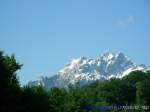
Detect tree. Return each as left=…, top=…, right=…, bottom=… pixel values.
left=96, top=78, right=136, bottom=106
left=141, top=78, right=150, bottom=105
left=48, top=87, right=67, bottom=112
left=123, top=71, right=148, bottom=85
left=21, top=86, right=51, bottom=112
left=136, top=82, right=142, bottom=105
left=0, top=51, right=22, bottom=112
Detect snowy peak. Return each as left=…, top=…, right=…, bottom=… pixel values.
left=28, top=52, right=150, bottom=89
left=100, top=52, right=114, bottom=61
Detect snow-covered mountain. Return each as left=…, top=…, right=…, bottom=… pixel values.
left=28, top=52, right=150, bottom=89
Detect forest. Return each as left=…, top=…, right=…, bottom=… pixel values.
left=0, top=51, right=150, bottom=112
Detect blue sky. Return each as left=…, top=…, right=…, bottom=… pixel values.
left=0, top=0, right=150, bottom=85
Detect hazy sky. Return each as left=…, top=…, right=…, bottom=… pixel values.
left=0, top=0, right=150, bottom=85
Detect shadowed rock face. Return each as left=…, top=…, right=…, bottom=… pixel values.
left=28, top=52, right=150, bottom=90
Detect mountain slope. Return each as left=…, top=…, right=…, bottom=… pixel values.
left=28, top=52, right=150, bottom=89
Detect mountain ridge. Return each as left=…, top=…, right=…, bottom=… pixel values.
left=28, top=52, right=150, bottom=89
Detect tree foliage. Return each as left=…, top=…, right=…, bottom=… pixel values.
left=0, top=51, right=150, bottom=112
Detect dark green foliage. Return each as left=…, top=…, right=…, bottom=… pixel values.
left=0, top=51, right=22, bottom=112
left=21, top=86, right=51, bottom=112
left=141, top=78, right=150, bottom=105
left=0, top=51, right=150, bottom=112
left=136, top=82, right=142, bottom=105
left=123, top=71, right=149, bottom=84
left=96, top=79, right=136, bottom=105
left=48, top=87, right=67, bottom=112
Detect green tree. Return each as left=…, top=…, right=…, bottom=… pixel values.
left=136, top=82, right=142, bottom=105
left=21, top=86, right=51, bottom=112
left=123, top=71, right=148, bottom=85
left=141, top=78, right=150, bottom=105
left=0, top=51, right=22, bottom=112
left=48, top=87, right=67, bottom=112
left=97, top=78, right=135, bottom=106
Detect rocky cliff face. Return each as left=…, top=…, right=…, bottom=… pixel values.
left=28, top=52, right=150, bottom=89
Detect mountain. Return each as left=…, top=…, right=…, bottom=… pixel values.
left=28, top=52, right=150, bottom=89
